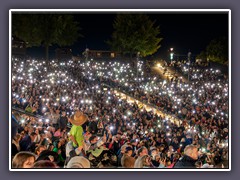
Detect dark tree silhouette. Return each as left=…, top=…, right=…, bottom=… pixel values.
left=12, top=13, right=81, bottom=60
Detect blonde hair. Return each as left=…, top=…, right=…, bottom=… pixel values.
left=12, top=151, right=36, bottom=168
left=134, top=155, right=151, bottom=168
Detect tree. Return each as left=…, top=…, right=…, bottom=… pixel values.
left=206, top=37, right=228, bottom=65
left=108, top=14, right=162, bottom=58
left=12, top=13, right=81, bottom=60
left=196, top=51, right=207, bottom=61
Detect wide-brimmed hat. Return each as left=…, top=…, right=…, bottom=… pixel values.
left=69, top=111, right=88, bottom=126
left=66, top=156, right=90, bottom=168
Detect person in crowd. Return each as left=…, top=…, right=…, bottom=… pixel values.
left=12, top=134, right=22, bottom=157
left=134, top=155, right=153, bottom=168
left=12, top=151, right=36, bottom=168
left=173, top=145, right=199, bottom=168
left=32, top=160, right=58, bottom=168
left=59, top=111, right=68, bottom=132
left=134, top=146, right=148, bottom=168
left=121, top=146, right=135, bottom=168
left=11, top=112, right=20, bottom=138
left=35, top=149, right=60, bottom=166
left=35, top=145, right=47, bottom=156
left=11, top=58, right=229, bottom=169
left=19, top=132, right=37, bottom=151
left=65, top=156, right=90, bottom=168
left=69, top=111, right=88, bottom=150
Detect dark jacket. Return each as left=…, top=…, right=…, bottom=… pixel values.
left=88, top=121, right=98, bottom=134
left=11, top=115, right=19, bottom=138
left=59, top=116, right=68, bottom=130
left=173, top=155, right=197, bottom=168
left=19, top=135, right=32, bottom=151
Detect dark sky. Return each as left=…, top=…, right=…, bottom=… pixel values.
left=27, top=12, right=229, bottom=60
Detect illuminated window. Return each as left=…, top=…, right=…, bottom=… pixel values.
left=97, top=53, right=101, bottom=57
left=111, top=53, right=115, bottom=58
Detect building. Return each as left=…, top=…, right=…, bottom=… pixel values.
left=55, top=48, right=73, bottom=61
left=83, top=49, right=121, bottom=60
left=12, top=37, right=27, bottom=59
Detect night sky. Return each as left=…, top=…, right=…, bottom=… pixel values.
left=26, top=12, right=229, bottom=60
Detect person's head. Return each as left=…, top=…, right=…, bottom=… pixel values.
left=12, top=151, right=36, bottom=168
left=150, top=148, right=158, bottom=157
left=35, top=145, right=47, bottom=156
left=13, top=134, right=22, bottom=142
left=66, top=156, right=90, bottom=168
left=30, top=132, right=37, bottom=142
left=62, top=111, right=66, bottom=116
left=137, top=155, right=152, bottom=168
left=125, top=146, right=133, bottom=156
left=184, top=145, right=198, bottom=160
left=32, top=160, right=58, bottom=168
left=153, top=154, right=160, bottom=162
left=159, top=144, right=165, bottom=152
left=89, top=135, right=98, bottom=144
left=195, top=160, right=202, bottom=168
left=120, top=144, right=129, bottom=154
left=130, top=139, right=138, bottom=146
left=137, top=146, right=148, bottom=157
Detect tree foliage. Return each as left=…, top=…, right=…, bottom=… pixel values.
left=108, top=14, right=162, bottom=57
left=196, top=51, right=207, bottom=61
left=206, top=37, right=228, bottom=65
left=12, top=13, right=81, bottom=60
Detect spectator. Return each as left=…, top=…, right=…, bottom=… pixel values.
left=32, top=160, right=58, bottom=168
left=12, top=134, right=21, bottom=157
left=12, top=112, right=20, bottom=138
left=121, top=146, right=135, bottom=167
left=12, top=151, right=36, bottom=168
left=68, top=111, right=88, bottom=154
left=134, top=146, right=148, bottom=168
left=19, top=132, right=37, bottom=151
left=66, top=156, right=90, bottom=168
left=59, top=111, right=68, bottom=132
left=173, top=145, right=198, bottom=168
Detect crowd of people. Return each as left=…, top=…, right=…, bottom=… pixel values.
left=11, top=57, right=229, bottom=169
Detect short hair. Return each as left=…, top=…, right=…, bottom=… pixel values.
left=89, top=135, right=97, bottom=143
left=30, top=132, right=37, bottom=137
left=184, top=144, right=198, bottom=156
left=35, top=145, right=46, bottom=155
left=12, top=151, right=36, bottom=168
left=195, top=160, right=202, bottom=168
left=32, top=160, right=58, bottom=168
left=137, top=146, right=147, bottom=156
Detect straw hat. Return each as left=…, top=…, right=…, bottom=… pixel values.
left=69, top=111, right=88, bottom=126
